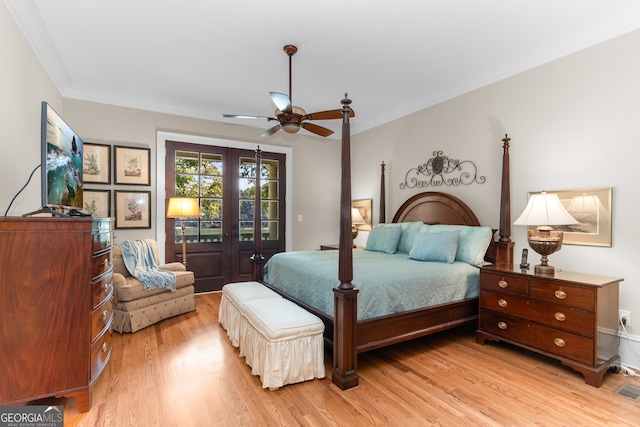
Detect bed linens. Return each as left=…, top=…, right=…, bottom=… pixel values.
left=263, top=249, right=480, bottom=321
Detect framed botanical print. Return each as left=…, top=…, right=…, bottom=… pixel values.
left=83, top=189, right=111, bottom=218
left=83, top=142, right=111, bottom=184
left=114, top=145, right=151, bottom=185
left=114, top=190, right=151, bottom=229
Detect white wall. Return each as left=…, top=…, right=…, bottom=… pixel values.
left=0, top=2, right=61, bottom=216
left=351, top=29, right=640, bottom=369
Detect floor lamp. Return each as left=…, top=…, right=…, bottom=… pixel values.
left=166, top=197, right=201, bottom=268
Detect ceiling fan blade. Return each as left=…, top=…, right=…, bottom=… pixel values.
left=222, top=113, right=276, bottom=120
left=270, top=92, right=292, bottom=113
left=301, top=122, right=334, bottom=137
left=260, top=124, right=282, bottom=137
left=304, top=108, right=355, bottom=121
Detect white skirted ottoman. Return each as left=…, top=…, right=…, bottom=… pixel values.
left=219, top=281, right=283, bottom=347
left=219, top=282, right=325, bottom=390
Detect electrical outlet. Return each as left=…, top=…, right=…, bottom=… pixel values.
left=619, top=310, right=631, bottom=327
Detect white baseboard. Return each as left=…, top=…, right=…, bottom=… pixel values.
left=618, top=330, right=640, bottom=372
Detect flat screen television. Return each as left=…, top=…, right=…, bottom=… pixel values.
left=38, top=101, right=85, bottom=216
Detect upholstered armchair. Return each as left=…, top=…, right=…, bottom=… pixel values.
left=111, top=240, right=196, bottom=333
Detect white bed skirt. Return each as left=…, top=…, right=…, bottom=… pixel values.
left=219, top=294, right=325, bottom=389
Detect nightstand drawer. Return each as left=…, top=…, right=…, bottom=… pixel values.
left=480, top=311, right=594, bottom=365
left=480, top=290, right=595, bottom=336
left=480, top=271, right=528, bottom=295
left=530, top=280, right=595, bottom=310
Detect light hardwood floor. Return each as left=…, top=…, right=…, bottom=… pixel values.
left=39, top=293, right=640, bottom=426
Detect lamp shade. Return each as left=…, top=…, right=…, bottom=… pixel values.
left=166, top=197, right=201, bottom=218
left=513, top=192, right=578, bottom=226
left=351, top=208, right=366, bottom=225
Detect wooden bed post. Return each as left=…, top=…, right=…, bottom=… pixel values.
left=380, top=161, right=386, bottom=224
left=251, top=146, right=265, bottom=281
left=495, top=134, right=514, bottom=265
left=333, top=94, right=359, bottom=390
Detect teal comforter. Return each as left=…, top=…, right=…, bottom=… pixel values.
left=263, top=249, right=479, bottom=321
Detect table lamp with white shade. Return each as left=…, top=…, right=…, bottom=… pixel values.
left=351, top=208, right=366, bottom=245
left=513, top=192, right=578, bottom=275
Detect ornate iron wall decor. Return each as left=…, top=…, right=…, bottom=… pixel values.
left=399, top=150, right=486, bottom=189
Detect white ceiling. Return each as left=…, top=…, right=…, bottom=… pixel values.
left=6, top=0, right=640, bottom=138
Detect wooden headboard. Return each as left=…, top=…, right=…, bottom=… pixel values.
left=390, top=191, right=497, bottom=264
left=391, top=191, right=481, bottom=225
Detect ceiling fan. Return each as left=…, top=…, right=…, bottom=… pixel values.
left=222, top=45, right=354, bottom=137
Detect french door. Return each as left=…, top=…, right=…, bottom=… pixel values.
left=164, top=140, right=286, bottom=292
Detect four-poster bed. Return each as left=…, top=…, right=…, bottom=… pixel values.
left=254, top=95, right=514, bottom=390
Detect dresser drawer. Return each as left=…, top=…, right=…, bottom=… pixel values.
left=92, top=271, right=113, bottom=309
left=480, top=271, right=528, bottom=295
left=91, top=251, right=112, bottom=280
left=480, top=311, right=594, bottom=365
left=480, top=290, right=595, bottom=336
left=91, top=298, right=113, bottom=342
left=92, top=231, right=112, bottom=253
left=91, top=327, right=113, bottom=381
left=530, top=280, right=595, bottom=310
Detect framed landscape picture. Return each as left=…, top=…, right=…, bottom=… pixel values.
left=114, top=145, right=150, bottom=185
left=115, top=190, right=151, bottom=229
left=527, top=187, right=612, bottom=247
left=83, top=189, right=111, bottom=218
left=83, top=143, right=111, bottom=184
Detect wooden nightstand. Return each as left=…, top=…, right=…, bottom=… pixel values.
left=476, top=264, right=622, bottom=387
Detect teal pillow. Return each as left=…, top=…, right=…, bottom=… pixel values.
left=396, top=221, right=424, bottom=253
left=428, top=225, right=493, bottom=266
left=408, top=230, right=460, bottom=263
left=365, top=224, right=402, bottom=254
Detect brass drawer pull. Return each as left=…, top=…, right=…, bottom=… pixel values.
left=102, top=342, right=108, bottom=352
left=498, top=321, right=507, bottom=330
left=103, top=282, right=111, bottom=292
left=498, top=280, right=508, bottom=289
left=554, top=290, right=567, bottom=300
left=554, top=338, right=566, bottom=347
left=554, top=312, right=566, bottom=322
left=498, top=299, right=508, bottom=308
left=101, top=310, right=109, bottom=323
left=101, top=259, right=111, bottom=268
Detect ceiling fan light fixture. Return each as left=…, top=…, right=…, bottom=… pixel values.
left=282, top=123, right=300, bottom=134
left=222, top=45, right=351, bottom=138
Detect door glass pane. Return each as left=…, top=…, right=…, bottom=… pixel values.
left=176, top=151, right=199, bottom=174
left=202, top=153, right=223, bottom=175
left=201, top=176, right=223, bottom=197
left=201, top=220, right=222, bottom=243
left=261, top=221, right=279, bottom=240
left=201, top=198, right=222, bottom=221
left=261, top=159, right=279, bottom=179
left=239, top=220, right=253, bottom=241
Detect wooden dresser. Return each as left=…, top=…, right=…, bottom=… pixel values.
left=476, top=263, right=621, bottom=387
left=0, top=217, right=114, bottom=411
